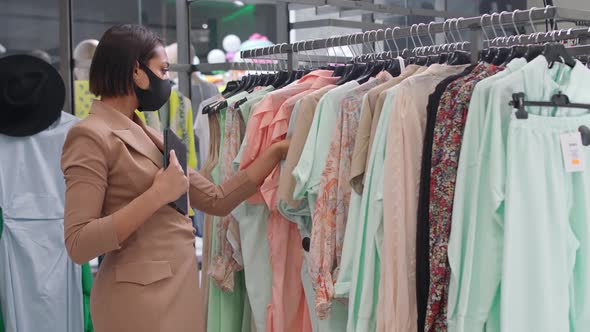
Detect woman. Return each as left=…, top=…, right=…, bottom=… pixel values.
left=61, top=25, right=288, bottom=332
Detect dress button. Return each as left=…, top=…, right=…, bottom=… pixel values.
left=302, top=237, right=311, bottom=252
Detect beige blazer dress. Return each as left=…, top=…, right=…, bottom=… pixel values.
left=61, top=100, right=258, bottom=332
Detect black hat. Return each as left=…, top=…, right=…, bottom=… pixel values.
left=0, top=54, right=65, bottom=137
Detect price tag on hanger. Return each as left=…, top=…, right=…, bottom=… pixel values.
left=560, top=132, right=585, bottom=173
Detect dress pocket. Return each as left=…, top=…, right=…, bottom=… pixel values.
left=115, top=261, right=173, bottom=286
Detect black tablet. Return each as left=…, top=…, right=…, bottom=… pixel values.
left=163, top=128, right=189, bottom=216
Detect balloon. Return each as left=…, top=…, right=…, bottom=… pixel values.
left=207, top=49, right=226, bottom=64
left=223, top=34, right=242, bottom=53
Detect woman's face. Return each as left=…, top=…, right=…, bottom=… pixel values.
left=134, top=45, right=170, bottom=90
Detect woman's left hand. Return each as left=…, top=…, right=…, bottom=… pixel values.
left=274, top=139, right=291, bottom=160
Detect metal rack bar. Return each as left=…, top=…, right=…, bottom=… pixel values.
left=59, top=0, right=74, bottom=114
left=167, top=54, right=354, bottom=74
left=290, top=18, right=391, bottom=31
left=176, top=0, right=191, bottom=98
left=377, top=27, right=590, bottom=58
left=281, top=0, right=470, bottom=19
left=242, top=6, right=590, bottom=59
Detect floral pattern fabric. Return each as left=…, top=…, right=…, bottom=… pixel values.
left=310, top=76, right=387, bottom=319
left=425, top=65, right=503, bottom=332
left=209, top=103, right=246, bottom=291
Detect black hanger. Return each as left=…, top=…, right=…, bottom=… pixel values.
left=478, top=49, right=490, bottom=62
left=386, top=58, right=402, bottom=77
left=221, top=80, right=240, bottom=98
left=448, top=50, right=471, bottom=65
left=524, top=45, right=544, bottom=62
left=543, top=43, right=576, bottom=68
left=502, top=45, right=528, bottom=65
left=357, top=60, right=386, bottom=84
left=438, top=52, right=449, bottom=64
left=426, top=55, right=439, bottom=66
left=277, top=69, right=298, bottom=89
left=243, top=74, right=257, bottom=93
left=335, top=61, right=365, bottom=85
left=510, top=91, right=590, bottom=120
left=204, top=98, right=228, bottom=115
left=415, top=56, right=428, bottom=66
left=333, top=65, right=347, bottom=77
left=271, top=70, right=290, bottom=88
left=355, top=62, right=373, bottom=84
left=491, top=47, right=511, bottom=65
left=581, top=55, right=590, bottom=66
left=234, top=97, right=248, bottom=109
left=356, top=56, right=379, bottom=84
left=483, top=47, right=499, bottom=64
left=335, top=64, right=352, bottom=81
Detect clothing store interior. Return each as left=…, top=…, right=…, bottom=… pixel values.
left=3, top=0, right=590, bottom=331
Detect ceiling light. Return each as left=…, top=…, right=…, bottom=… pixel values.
left=202, top=23, right=208, bottom=29
left=234, top=1, right=245, bottom=6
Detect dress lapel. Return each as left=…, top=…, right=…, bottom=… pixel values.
left=90, top=100, right=164, bottom=169
left=112, top=129, right=163, bottom=168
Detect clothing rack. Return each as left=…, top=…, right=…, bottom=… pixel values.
left=400, top=27, right=590, bottom=58
left=241, top=6, right=590, bottom=67
left=167, top=54, right=353, bottom=75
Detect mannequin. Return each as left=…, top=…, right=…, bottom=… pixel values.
left=73, top=39, right=98, bottom=80
left=29, top=50, right=52, bottom=64
left=73, top=39, right=99, bottom=119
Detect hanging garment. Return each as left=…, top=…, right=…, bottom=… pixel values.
left=278, top=84, right=336, bottom=225
left=231, top=86, right=277, bottom=332
left=448, top=57, right=590, bottom=332
left=207, top=91, right=253, bottom=332
left=209, top=102, right=249, bottom=291
left=336, top=66, right=428, bottom=302
left=240, top=71, right=336, bottom=332
left=347, top=65, right=468, bottom=331
left=200, top=108, right=224, bottom=332
left=310, top=72, right=392, bottom=321
left=194, top=95, right=223, bottom=237
left=422, top=64, right=503, bottom=332
left=278, top=86, right=345, bottom=332
left=0, top=112, right=84, bottom=332
left=344, top=83, right=401, bottom=332
left=501, top=112, right=590, bottom=332
left=81, top=263, right=94, bottom=332
left=196, top=95, right=222, bottom=169
left=191, top=80, right=220, bottom=118
left=414, top=63, right=479, bottom=332
left=349, top=63, right=415, bottom=194
left=294, top=81, right=359, bottom=302
left=445, top=58, right=527, bottom=332
left=210, top=86, right=274, bottom=293
left=74, top=80, right=97, bottom=119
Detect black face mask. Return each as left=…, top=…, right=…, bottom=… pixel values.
left=134, top=62, right=172, bottom=112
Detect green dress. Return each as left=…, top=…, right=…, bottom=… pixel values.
left=207, top=92, right=252, bottom=332
left=81, top=263, right=94, bottom=332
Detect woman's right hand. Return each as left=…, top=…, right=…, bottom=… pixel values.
left=150, top=150, right=189, bottom=206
